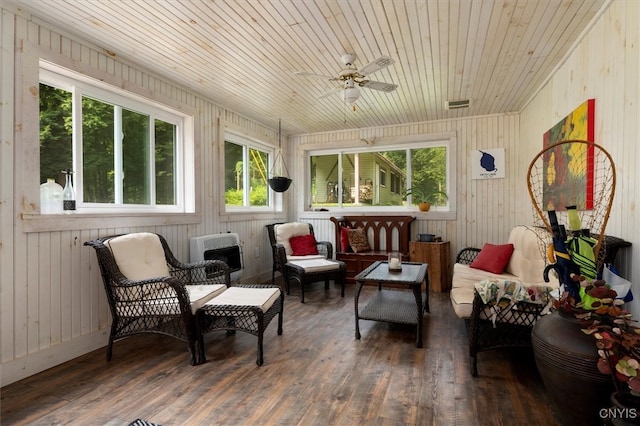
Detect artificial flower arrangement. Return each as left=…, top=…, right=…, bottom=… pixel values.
left=557, top=277, right=640, bottom=394
left=541, top=207, right=639, bottom=393
left=541, top=204, right=640, bottom=396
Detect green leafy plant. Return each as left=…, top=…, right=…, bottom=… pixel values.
left=403, top=187, right=448, bottom=205
left=557, top=279, right=640, bottom=395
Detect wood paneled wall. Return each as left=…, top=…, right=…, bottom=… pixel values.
left=520, top=0, right=640, bottom=318
left=292, top=113, right=524, bottom=256
left=0, top=6, right=534, bottom=386
left=4, top=0, right=637, bottom=387
left=1, top=9, right=285, bottom=386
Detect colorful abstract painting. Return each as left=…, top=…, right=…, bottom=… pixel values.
left=542, top=99, right=595, bottom=211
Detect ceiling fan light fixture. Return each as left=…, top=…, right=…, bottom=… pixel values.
left=341, top=53, right=356, bottom=66
left=294, top=53, right=396, bottom=106
left=342, top=86, right=360, bottom=104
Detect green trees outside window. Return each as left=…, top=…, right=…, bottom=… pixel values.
left=39, top=84, right=72, bottom=187
left=39, top=80, right=178, bottom=210
left=224, top=139, right=269, bottom=207
left=309, top=144, right=448, bottom=209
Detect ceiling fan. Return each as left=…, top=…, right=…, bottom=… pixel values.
left=294, top=53, right=397, bottom=109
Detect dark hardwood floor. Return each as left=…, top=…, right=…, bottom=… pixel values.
left=1, top=281, right=561, bottom=425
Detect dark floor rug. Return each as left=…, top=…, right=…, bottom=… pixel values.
left=128, top=420, right=161, bottom=426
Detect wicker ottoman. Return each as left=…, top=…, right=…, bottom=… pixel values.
left=284, top=259, right=346, bottom=303
left=197, top=284, right=283, bottom=366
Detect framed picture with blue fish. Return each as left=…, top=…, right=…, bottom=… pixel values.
left=542, top=99, right=595, bottom=210
left=471, top=148, right=505, bottom=179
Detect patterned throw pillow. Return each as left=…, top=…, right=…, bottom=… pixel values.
left=347, top=228, right=371, bottom=253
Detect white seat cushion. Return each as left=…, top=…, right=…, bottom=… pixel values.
left=204, top=287, right=281, bottom=313
left=288, top=259, right=341, bottom=273
left=274, top=222, right=311, bottom=256
left=450, top=263, right=552, bottom=319
left=106, top=233, right=228, bottom=316
left=186, top=284, right=228, bottom=314
left=450, top=225, right=560, bottom=320
left=286, top=254, right=326, bottom=262
left=105, top=233, right=170, bottom=280
left=450, top=286, right=475, bottom=319
left=114, top=284, right=228, bottom=317
left=451, top=263, right=521, bottom=319
left=505, top=226, right=559, bottom=288
left=451, top=263, right=519, bottom=289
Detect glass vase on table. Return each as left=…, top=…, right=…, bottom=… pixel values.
left=388, top=251, right=402, bottom=272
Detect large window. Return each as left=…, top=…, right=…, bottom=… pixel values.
left=39, top=62, right=192, bottom=213
left=308, top=140, right=451, bottom=211
left=224, top=133, right=273, bottom=209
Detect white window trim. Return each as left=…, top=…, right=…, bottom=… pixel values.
left=219, top=121, right=284, bottom=216
left=39, top=60, right=195, bottom=215
left=298, top=133, right=457, bottom=220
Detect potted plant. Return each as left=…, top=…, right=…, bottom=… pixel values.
left=268, top=118, right=292, bottom=193
left=403, top=187, right=448, bottom=212
left=575, top=283, right=640, bottom=394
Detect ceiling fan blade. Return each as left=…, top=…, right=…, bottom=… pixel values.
left=357, top=55, right=395, bottom=75
left=360, top=80, right=397, bottom=92
left=317, top=87, right=342, bottom=99
left=293, top=71, right=336, bottom=80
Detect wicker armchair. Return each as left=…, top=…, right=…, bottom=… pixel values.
left=266, top=222, right=345, bottom=302
left=266, top=222, right=333, bottom=284
left=84, top=232, right=230, bottom=365
left=456, top=248, right=552, bottom=376
left=468, top=291, right=551, bottom=376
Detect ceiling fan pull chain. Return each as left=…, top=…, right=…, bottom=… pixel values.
left=343, top=95, right=347, bottom=124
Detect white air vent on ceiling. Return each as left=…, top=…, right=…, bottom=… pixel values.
left=445, top=99, right=470, bottom=110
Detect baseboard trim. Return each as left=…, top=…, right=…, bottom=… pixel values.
left=1, top=330, right=108, bottom=387
left=2, top=272, right=276, bottom=387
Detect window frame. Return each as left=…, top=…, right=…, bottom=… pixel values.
left=222, top=130, right=281, bottom=214
left=379, top=168, right=387, bottom=187
left=302, top=134, right=456, bottom=218
left=38, top=61, right=194, bottom=215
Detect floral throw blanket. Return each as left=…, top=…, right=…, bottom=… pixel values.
left=474, top=278, right=553, bottom=326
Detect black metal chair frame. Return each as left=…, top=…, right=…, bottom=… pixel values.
left=84, top=233, right=230, bottom=365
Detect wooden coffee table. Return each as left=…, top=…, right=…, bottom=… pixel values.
left=354, top=261, right=429, bottom=348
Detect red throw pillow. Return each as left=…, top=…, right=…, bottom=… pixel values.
left=289, top=234, right=319, bottom=256
left=340, top=226, right=353, bottom=252
left=470, top=243, right=515, bottom=274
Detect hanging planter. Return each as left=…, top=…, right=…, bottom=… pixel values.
left=268, top=118, right=292, bottom=193
left=268, top=176, right=292, bottom=192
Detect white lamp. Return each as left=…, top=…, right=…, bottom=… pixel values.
left=342, top=86, right=360, bottom=104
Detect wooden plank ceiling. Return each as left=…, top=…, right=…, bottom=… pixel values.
left=10, top=0, right=609, bottom=136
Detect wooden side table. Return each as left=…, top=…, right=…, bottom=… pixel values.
left=409, top=241, right=451, bottom=292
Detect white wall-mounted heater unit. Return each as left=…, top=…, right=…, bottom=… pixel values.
left=190, top=233, right=243, bottom=284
